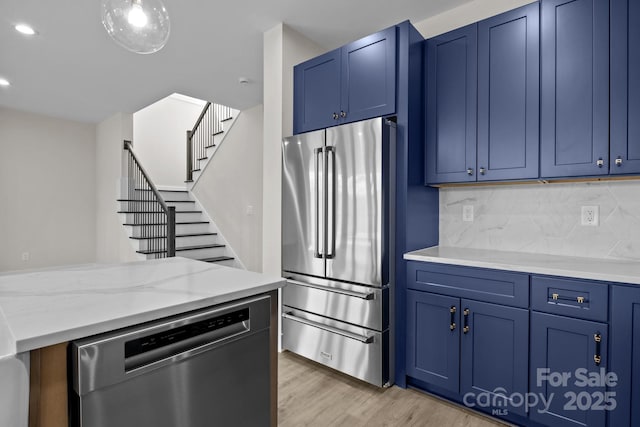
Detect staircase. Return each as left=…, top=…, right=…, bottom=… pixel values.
left=118, top=102, right=241, bottom=267
left=186, top=103, right=238, bottom=187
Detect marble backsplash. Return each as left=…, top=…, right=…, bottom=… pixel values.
left=439, top=180, right=640, bottom=261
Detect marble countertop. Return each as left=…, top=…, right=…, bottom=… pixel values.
left=0, top=257, right=284, bottom=357
left=404, top=246, right=640, bottom=285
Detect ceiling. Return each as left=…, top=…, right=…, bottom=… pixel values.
left=0, top=0, right=471, bottom=123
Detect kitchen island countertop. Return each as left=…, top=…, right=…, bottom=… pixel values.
left=405, top=246, right=640, bottom=285
left=0, top=257, right=284, bottom=427
left=0, top=257, right=285, bottom=357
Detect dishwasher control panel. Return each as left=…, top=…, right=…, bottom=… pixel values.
left=125, top=308, right=249, bottom=358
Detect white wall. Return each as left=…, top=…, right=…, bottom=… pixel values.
left=95, top=112, right=140, bottom=263
left=440, top=181, right=640, bottom=260
left=192, top=105, right=264, bottom=272
left=262, top=24, right=326, bottom=275
left=413, top=0, right=536, bottom=38
left=0, top=108, right=97, bottom=272
left=133, top=94, right=205, bottom=187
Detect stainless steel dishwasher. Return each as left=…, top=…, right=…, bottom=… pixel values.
left=70, top=295, right=271, bottom=427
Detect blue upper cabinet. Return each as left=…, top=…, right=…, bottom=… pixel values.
left=540, top=0, right=609, bottom=178
left=340, top=27, right=396, bottom=124
left=477, top=3, right=539, bottom=181
left=610, top=0, right=640, bottom=175
left=426, top=3, right=539, bottom=185
left=293, top=27, right=396, bottom=134
left=425, top=24, right=478, bottom=184
left=293, top=49, right=341, bottom=134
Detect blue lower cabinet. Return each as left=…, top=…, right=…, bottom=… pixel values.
left=460, top=300, right=529, bottom=417
left=610, top=285, right=640, bottom=426
left=406, top=290, right=460, bottom=393
left=529, top=312, right=608, bottom=427
left=406, top=290, right=529, bottom=419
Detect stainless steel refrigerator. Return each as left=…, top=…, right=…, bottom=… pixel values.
left=281, top=117, right=395, bottom=387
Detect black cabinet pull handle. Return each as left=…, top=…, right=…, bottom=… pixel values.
left=594, top=333, right=602, bottom=365
left=450, top=306, right=456, bottom=331
left=463, top=308, right=470, bottom=334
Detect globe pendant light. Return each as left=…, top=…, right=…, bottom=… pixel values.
left=101, top=0, right=170, bottom=54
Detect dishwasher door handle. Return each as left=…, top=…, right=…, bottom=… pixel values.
left=283, top=312, right=374, bottom=344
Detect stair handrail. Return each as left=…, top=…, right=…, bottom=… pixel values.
left=186, top=102, right=211, bottom=182
left=186, top=102, right=233, bottom=182
left=189, top=101, right=213, bottom=135
left=123, top=140, right=176, bottom=257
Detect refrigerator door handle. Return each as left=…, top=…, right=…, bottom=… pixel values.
left=326, top=146, right=336, bottom=259
left=314, top=147, right=324, bottom=259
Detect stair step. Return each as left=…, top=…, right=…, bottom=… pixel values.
left=137, top=244, right=225, bottom=256
left=135, top=188, right=188, bottom=193
left=212, top=130, right=224, bottom=136
left=118, top=199, right=194, bottom=204
left=130, top=232, right=217, bottom=240
left=200, top=256, right=235, bottom=263
left=197, top=157, right=208, bottom=162
left=176, top=244, right=225, bottom=252
left=204, top=144, right=216, bottom=149
left=123, top=221, right=208, bottom=226
left=137, top=249, right=169, bottom=255
left=192, top=168, right=201, bottom=172
left=221, top=117, right=233, bottom=122
left=118, top=210, right=202, bottom=214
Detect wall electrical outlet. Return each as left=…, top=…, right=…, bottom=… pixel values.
left=463, top=205, right=474, bottom=222
left=21, top=252, right=30, bottom=262
left=581, top=205, right=599, bottom=226
left=246, top=205, right=254, bottom=216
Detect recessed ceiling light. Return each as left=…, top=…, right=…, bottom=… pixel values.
left=14, top=24, right=37, bottom=36
left=0, top=78, right=10, bottom=87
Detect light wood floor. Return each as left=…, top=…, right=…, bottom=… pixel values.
left=278, top=351, right=508, bottom=427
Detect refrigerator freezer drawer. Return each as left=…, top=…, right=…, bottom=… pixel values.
left=282, top=309, right=389, bottom=387
left=283, top=278, right=388, bottom=331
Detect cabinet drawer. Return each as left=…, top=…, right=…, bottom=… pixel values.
left=531, top=276, right=608, bottom=321
left=407, top=262, right=529, bottom=308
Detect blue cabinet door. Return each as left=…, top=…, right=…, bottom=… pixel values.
left=406, top=290, right=460, bottom=393
left=425, top=24, right=477, bottom=184
left=530, top=312, right=608, bottom=427
left=540, top=0, right=609, bottom=178
left=610, top=286, right=640, bottom=426
left=340, top=26, right=396, bottom=124
left=477, top=3, right=539, bottom=182
left=293, top=49, right=341, bottom=134
left=460, top=300, right=529, bottom=416
left=610, top=0, right=640, bottom=174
